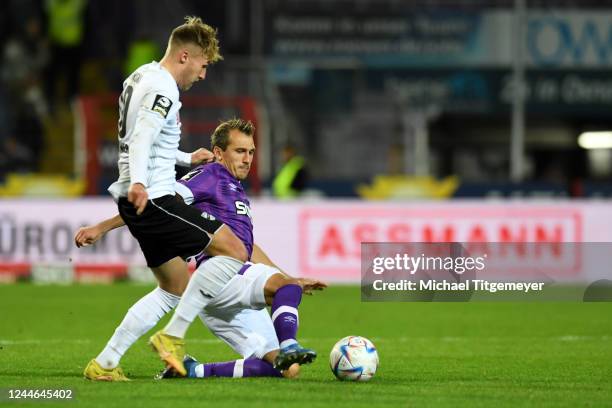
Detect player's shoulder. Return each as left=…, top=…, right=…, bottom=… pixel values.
left=180, top=163, right=233, bottom=186
left=195, top=163, right=217, bottom=176
left=209, top=163, right=234, bottom=179
left=194, top=163, right=234, bottom=185
left=179, top=164, right=214, bottom=185
left=211, top=165, right=243, bottom=194
left=197, top=163, right=231, bottom=183
left=127, top=62, right=179, bottom=99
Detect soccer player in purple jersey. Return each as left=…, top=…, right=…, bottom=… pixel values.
left=151, top=118, right=326, bottom=376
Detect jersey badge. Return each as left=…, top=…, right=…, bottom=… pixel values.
left=152, top=94, right=173, bottom=118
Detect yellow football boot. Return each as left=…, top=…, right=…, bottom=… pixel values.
left=149, top=330, right=186, bottom=376
left=83, top=359, right=130, bottom=381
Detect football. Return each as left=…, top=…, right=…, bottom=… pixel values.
left=329, top=336, right=379, bottom=381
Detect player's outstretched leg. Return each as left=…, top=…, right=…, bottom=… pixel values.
left=85, top=286, right=180, bottom=381
left=156, top=355, right=299, bottom=379
left=268, top=281, right=317, bottom=370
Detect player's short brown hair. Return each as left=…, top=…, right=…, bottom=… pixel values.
left=169, top=16, right=222, bottom=62
left=211, top=118, right=255, bottom=150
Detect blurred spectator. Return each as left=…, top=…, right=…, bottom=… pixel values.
left=1, top=13, right=49, bottom=175
left=8, top=96, right=46, bottom=172
left=2, top=15, right=49, bottom=114
left=272, top=144, right=308, bottom=198
left=44, top=0, right=88, bottom=110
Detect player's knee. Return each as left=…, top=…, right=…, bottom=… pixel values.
left=161, top=281, right=188, bottom=296
left=156, top=277, right=187, bottom=296
left=264, top=274, right=299, bottom=298
left=152, top=258, right=190, bottom=296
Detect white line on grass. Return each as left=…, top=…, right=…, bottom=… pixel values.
left=0, top=339, right=92, bottom=345
left=0, top=335, right=609, bottom=346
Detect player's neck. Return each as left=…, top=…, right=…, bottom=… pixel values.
left=159, top=57, right=180, bottom=89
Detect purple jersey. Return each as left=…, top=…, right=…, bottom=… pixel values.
left=178, top=163, right=253, bottom=264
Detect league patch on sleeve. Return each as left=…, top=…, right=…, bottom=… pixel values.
left=151, top=94, right=173, bottom=118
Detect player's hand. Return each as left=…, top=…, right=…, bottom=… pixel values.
left=298, top=278, right=328, bottom=295
left=74, top=225, right=104, bottom=248
left=128, top=183, right=148, bottom=215
left=190, top=148, right=215, bottom=165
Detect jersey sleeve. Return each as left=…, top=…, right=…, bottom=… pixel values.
left=174, top=181, right=194, bottom=204
left=177, top=166, right=217, bottom=204
left=128, top=81, right=179, bottom=187
left=175, top=150, right=192, bottom=167
left=140, top=83, right=178, bottom=120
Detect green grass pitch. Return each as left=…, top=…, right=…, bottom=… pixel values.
left=0, top=284, right=611, bottom=407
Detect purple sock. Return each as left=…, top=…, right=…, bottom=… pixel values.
left=271, top=284, right=302, bottom=347
left=242, top=358, right=282, bottom=377
left=203, top=361, right=235, bottom=378
left=197, top=359, right=281, bottom=378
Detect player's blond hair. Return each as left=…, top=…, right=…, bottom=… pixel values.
left=211, top=118, right=255, bottom=150
left=169, top=16, right=222, bottom=62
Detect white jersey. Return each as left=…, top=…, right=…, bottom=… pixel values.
left=108, top=62, right=191, bottom=201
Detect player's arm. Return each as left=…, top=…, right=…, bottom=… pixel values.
left=128, top=89, right=177, bottom=214
left=252, top=243, right=327, bottom=294
left=128, top=110, right=162, bottom=214
left=74, top=214, right=125, bottom=248
left=251, top=243, right=281, bottom=270
left=176, top=148, right=215, bottom=167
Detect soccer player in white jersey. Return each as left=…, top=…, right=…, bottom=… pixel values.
left=81, top=17, right=249, bottom=381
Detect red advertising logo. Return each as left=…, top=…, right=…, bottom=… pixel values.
left=299, top=207, right=582, bottom=280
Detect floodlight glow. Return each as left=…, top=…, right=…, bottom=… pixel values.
left=578, top=132, right=612, bottom=149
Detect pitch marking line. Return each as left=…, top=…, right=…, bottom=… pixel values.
left=0, top=336, right=609, bottom=346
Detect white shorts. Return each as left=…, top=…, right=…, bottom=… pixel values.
left=206, top=262, right=279, bottom=314
left=199, top=308, right=279, bottom=360
left=200, top=263, right=282, bottom=359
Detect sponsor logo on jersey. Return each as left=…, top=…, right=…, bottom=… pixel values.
left=235, top=201, right=252, bottom=218
left=152, top=94, right=173, bottom=118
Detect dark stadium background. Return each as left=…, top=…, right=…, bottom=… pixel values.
left=0, top=1, right=611, bottom=407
